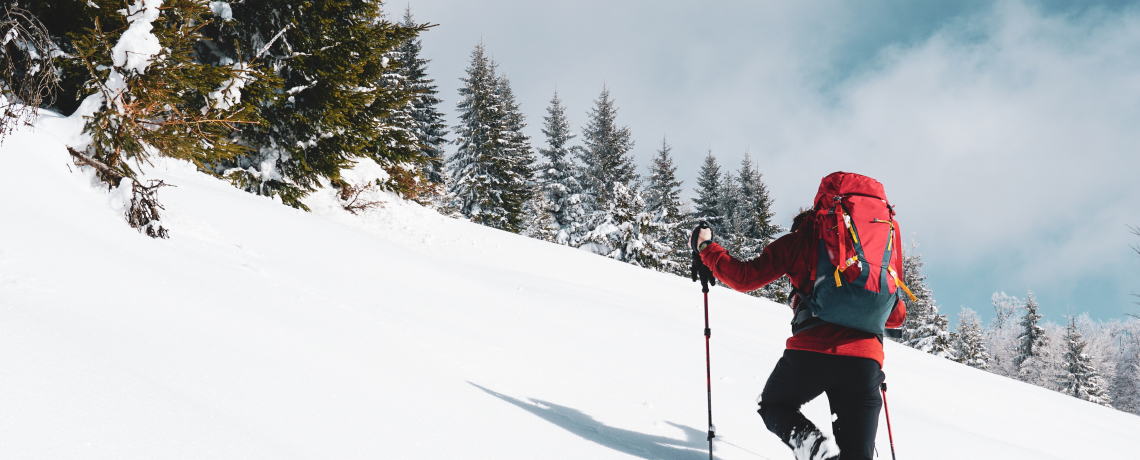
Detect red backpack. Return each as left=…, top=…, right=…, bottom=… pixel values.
left=792, top=172, right=916, bottom=337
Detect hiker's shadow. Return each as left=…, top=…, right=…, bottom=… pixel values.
left=469, top=382, right=714, bottom=460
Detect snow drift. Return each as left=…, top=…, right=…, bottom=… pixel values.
left=1, top=114, right=1138, bottom=459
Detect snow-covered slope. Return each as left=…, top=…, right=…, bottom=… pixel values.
left=2, top=114, right=1138, bottom=460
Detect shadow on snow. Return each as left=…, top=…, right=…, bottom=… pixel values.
left=469, top=382, right=715, bottom=460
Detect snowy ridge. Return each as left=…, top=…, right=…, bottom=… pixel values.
left=1, top=117, right=1138, bottom=459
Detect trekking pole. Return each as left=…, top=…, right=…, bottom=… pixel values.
left=880, top=382, right=897, bottom=460
left=703, top=285, right=715, bottom=460
left=689, top=221, right=716, bottom=460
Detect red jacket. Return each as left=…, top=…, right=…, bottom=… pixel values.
left=699, top=216, right=906, bottom=367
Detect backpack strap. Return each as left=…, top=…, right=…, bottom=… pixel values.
left=832, top=200, right=846, bottom=286
left=873, top=218, right=895, bottom=293
left=835, top=200, right=870, bottom=287
left=790, top=288, right=827, bottom=335
left=889, top=266, right=917, bottom=302
left=871, top=216, right=917, bottom=302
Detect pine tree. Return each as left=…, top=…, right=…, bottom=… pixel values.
left=522, top=189, right=559, bottom=243
left=71, top=0, right=263, bottom=178
left=1112, top=319, right=1140, bottom=414
left=732, top=152, right=782, bottom=258
left=447, top=42, right=533, bottom=232
left=644, top=137, right=687, bottom=275
left=733, top=153, right=788, bottom=302
left=536, top=92, right=588, bottom=245
left=692, top=149, right=723, bottom=236
left=64, top=0, right=271, bottom=236
left=1014, top=292, right=1052, bottom=385
left=900, top=240, right=957, bottom=359
left=955, top=308, right=992, bottom=370
left=717, top=170, right=741, bottom=254
left=1059, top=316, right=1112, bottom=407
left=580, top=183, right=672, bottom=269
left=496, top=73, right=537, bottom=215
left=396, top=7, right=448, bottom=190
left=203, top=0, right=427, bottom=209
left=644, top=137, right=683, bottom=227
left=579, top=85, right=636, bottom=208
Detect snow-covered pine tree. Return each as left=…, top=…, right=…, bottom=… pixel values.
left=578, top=85, right=636, bottom=209
left=900, top=240, right=957, bottom=359
left=66, top=0, right=271, bottom=236
left=72, top=0, right=263, bottom=178
left=717, top=170, right=741, bottom=254
left=692, top=149, right=723, bottom=236
left=1014, top=292, right=1052, bottom=385
left=496, top=72, right=536, bottom=218
left=644, top=138, right=682, bottom=225
left=396, top=7, right=448, bottom=191
left=580, top=183, right=671, bottom=269
left=447, top=42, right=533, bottom=232
left=1112, top=318, right=1140, bottom=414
left=203, top=0, right=427, bottom=209
left=731, top=152, right=779, bottom=258
left=733, top=152, right=789, bottom=302
left=1059, top=316, right=1112, bottom=407
left=644, top=137, right=687, bottom=275
left=536, top=92, right=589, bottom=245
left=955, top=308, right=991, bottom=370
left=522, top=187, right=559, bottom=243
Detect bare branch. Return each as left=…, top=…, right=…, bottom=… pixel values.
left=254, top=25, right=291, bottom=60
left=67, top=146, right=126, bottom=187
left=1129, top=224, right=1140, bottom=257
left=126, top=179, right=172, bottom=239
left=339, top=182, right=382, bottom=215
left=0, top=5, right=60, bottom=141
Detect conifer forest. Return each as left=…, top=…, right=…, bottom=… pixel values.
left=3, top=0, right=1139, bottom=420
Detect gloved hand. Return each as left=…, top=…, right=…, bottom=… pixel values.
left=691, top=250, right=717, bottom=291
left=689, top=221, right=713, bottom=252
left=689, top=222, right=717, bottom=291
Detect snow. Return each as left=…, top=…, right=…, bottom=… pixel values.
left=104, top=0, right=163, bottom=113
left=209, top=1, right=233, bottom=21
left=112, top=0, right=162, bottom=73
left=2, top=117, right=1140, bottom=459
left=208, top=63, right=249, bottom=111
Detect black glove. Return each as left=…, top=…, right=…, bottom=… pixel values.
left=691, top=250, right=717, bottom=292
left=689, top=221, right=717, bottom=291
left=689, top=221, right=712, bottom=252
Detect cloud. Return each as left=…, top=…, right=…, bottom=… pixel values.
left=762, top=0, right=1140, bottom=318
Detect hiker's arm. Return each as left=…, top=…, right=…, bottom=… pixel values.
left=699, top=234, right=794, bottom=293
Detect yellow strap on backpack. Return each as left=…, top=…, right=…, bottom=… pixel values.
left=888, top=266, right=917, bottom=302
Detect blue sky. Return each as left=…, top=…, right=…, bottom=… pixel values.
left=404, top=0, right=1140, bottom=324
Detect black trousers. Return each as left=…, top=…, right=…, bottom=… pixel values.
left=758, top=349, right=885, bottom=460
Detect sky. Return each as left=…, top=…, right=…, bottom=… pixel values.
left=401, top=0, right=1140, bottom=323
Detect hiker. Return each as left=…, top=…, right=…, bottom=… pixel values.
left=690, top=172, right=909, bottom=460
